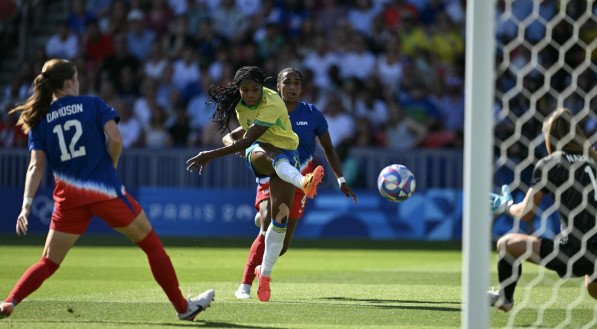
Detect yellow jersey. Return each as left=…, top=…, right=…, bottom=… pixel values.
left=235, top=87, right=299, bottom=150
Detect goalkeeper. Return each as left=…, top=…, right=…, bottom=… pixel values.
left=489, top=108, right=597, bottom=312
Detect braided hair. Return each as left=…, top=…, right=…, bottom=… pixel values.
left=208, top=66, right=266, bottom=132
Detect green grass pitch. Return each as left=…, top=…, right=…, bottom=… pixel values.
left=0, top=235, right=595, bottom=328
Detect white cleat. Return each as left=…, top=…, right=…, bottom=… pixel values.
left=178, top=289, right=215, bottom=321
left=488, top=289, right=513, bottom=313
left=234, top=284, right=251, bottom=300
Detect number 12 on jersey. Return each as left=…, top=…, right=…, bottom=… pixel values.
left=53, top=119, right=86, bottom=162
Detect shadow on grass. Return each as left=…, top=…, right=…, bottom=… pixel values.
left=0, top=234, right=463, bottom=251
left=8, top=319, right=286, bottom=328
left=323, top=296, right=461, bottom=312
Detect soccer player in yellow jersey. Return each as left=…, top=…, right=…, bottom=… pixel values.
left=186, top=66, right=324, bottom=302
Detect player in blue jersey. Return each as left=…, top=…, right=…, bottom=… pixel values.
left=489, top=108, right=597, bottom=312
left=230, top=68, right=358, bottom=300
left=0, top=59, right=214, bottom=321
left=187, top=66, right=325, bottom=302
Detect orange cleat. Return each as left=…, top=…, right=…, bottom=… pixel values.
left=254, top=265, right=271, bottom=302
left=301, top=165, right=324, bottom=198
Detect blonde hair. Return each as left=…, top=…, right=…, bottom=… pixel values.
left=9, top=59, right=76, bottom=133
left=543, top=108, right=597, bottom=163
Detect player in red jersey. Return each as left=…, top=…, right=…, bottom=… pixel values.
left=0, top=59, right=214, bottom=321
left=229, top=68, right=358, bottom=300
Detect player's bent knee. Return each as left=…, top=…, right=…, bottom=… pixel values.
left=496, top=235, right=510, bottom=252
left=274, top=203, right=290, bottom=224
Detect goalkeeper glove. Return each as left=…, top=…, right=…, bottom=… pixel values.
left=490, top=185, right=513, bottom=216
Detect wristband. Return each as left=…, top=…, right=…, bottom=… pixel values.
left=337, top=177, right=346, bottom=186
left=505, top=201, right=513, bottom=216
left=23, top=197, right=33, bottom=207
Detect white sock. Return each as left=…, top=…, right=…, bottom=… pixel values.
left=261, top=221, right=286, bottom=277
left=274, top=160, right=303, bottom=189
left=238, top=283, right=251, bottom=291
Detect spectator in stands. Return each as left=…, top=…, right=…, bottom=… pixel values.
left=0, top=105, right=27, bottom=148
left=99, top=0, right=128, bottom=35
left=380, top=0, right=418, bottom=30
left=195, top=19, right=225, bottom=64
left=45, top=21, right=79, bottom=60
left=354, top=82, right=389, bottom=130
left=99, top=33, right=140, bottom=92
left=143, top=42, right=168, bottom=80
left=184, top=0, right=210, bottom=36
left=67, top=0, right=96, bottom=34
left=144, top=105, right=172, bottom=148
left=375, top=36, right=404, bottom=97
left=113, top=97, right=142, bottom=148
left=86, top=0, right=113, bottom=19
left=383, top=102, right=427, bottom=150
left=211, top=0, right=250, bottom=41
left=321, top=92, right=355, bottom=152
left=312, top=1, right=342, bottom=36
left=302, top=36, right=339, bottom=89
left=133, top=79, right=159, bottom=128
left=125, top=9, right=156, bottom=62
left=83, top=20, right=114, bottom=72
left=338, top=33, right=376, bottom=82
left=146, top=0, right=175, bottom=36
left=171, top=46, right=200, bottom=91
left=116, top=66, right=140, bottom=100
left=169, top=102, right=191, bottom=147
left=346, top=0, right=382, bottom=37
left=437, top=76, right=464, bottom=137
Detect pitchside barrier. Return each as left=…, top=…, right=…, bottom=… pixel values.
left=0, top=186, right=558, bottom=240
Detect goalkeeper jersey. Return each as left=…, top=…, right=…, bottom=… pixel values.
left=532, top=151, right=597, bottom=248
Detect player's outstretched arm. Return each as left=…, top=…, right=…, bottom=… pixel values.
left=17, top=150, right=46, bottom=236
left=318, top=132, right=357, bottom=204
left=222, top=126, right=246, bottom=147
left=489, top=185, right=543, bottom=221
left=187, top=124, right=268, bottom=174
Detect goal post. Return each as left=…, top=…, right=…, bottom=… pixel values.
left=462, top=0, right=496, bottom=328
left=469, top=0, right=597, bottom=327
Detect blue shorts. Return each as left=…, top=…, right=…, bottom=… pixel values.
left=245, top=142, right=299, bottom=178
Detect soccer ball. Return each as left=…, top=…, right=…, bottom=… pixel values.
left=377, top=164, right=416, bottom=202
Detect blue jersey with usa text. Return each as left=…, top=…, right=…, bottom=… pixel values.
left=28, top=95, right=123, bottom=208
left=289, top=102, right=328, bottom=168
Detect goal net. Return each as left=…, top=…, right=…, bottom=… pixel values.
left=492, top=0, right=597, bottom=327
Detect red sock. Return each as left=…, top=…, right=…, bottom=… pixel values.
left=241, top=234, right=265, bottom=285
left=137, top=230, right=188, bottom=314
left=6, top=257, right=59, bottom=305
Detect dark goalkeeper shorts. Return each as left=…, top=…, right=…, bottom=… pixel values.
left=539, top=238, right=597, bottom=278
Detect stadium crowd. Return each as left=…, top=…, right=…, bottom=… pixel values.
left=0, top=0, right=594, bottom=157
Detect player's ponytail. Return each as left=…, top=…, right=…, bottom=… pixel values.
left=208, top=66, right=266, bottom=132
left=543, top=108, right=597, bottom=163
left=10, top=59, right=76, bottom=133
